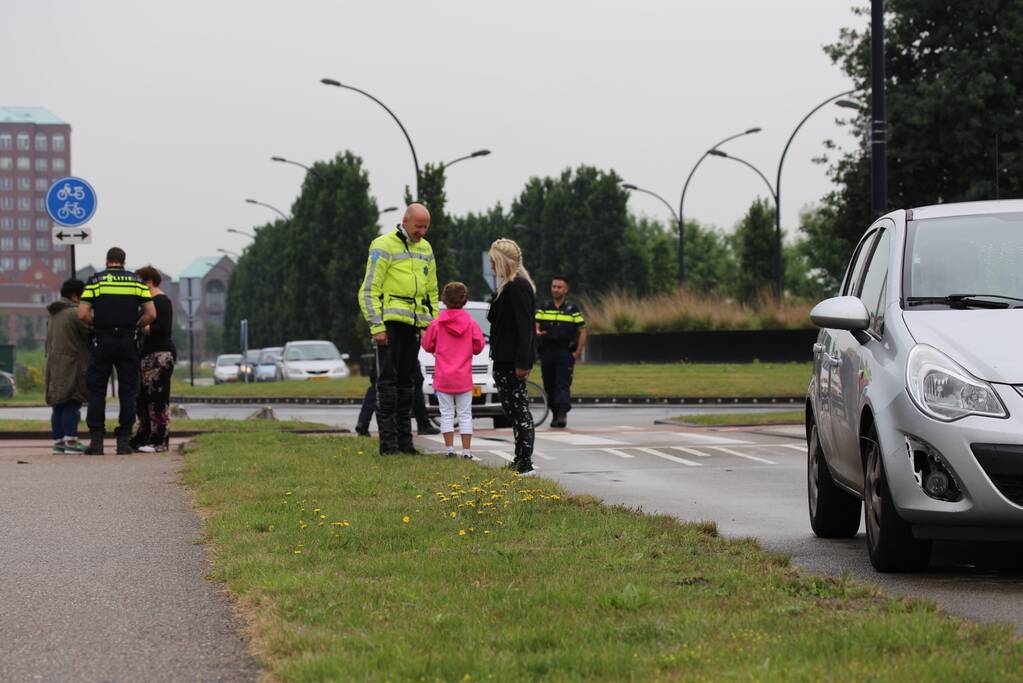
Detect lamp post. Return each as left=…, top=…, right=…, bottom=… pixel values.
left=270, top=155, right=324, bottom=179
left=227, top=228, right=255, bottom=239
left=870, top=0, right=887, bottom=216
left=320, top=78, right=420, bottom=199
left=216, top=248, right=240, bottom=259
left=244, top=198, right=290, bottom=221
left=444, top=149, right=491, bottom=169
left=678, top=127, right=762, bottom=285
left=620, top=183, right=679, bottom=225
left=771, top=91, right=857, bottom=300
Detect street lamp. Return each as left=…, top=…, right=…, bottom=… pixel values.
left=271, top=155, right=324, bottom=179
left=620, top=183, right=680, bottom=225
left=320, top=78, right=420, bottom=198
left=678, top=127, right=762, bottom=285
left=244, top=198, right=290, bottom=221
left=227, top=228, right=255, bottom=239
left=773, top=90, right=855, bottom=299
left=444, top=149, right=491, bottom=169
left=217, top=248, right=240, bottom=258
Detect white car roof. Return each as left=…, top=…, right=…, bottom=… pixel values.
left=285, top=340, right=336, bottom=347
left=909, top=199, right=1023, bottom=221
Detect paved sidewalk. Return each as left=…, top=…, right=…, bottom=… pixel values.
left=0, top=439, right=259, bottom=682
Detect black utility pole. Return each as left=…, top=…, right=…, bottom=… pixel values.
left=871, top=0, right=888, bottom=216
left=69, top=245, right=76, bottom=278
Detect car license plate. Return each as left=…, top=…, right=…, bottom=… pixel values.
left=310, top=376, right=330, bottom=381
left=472, top=385, right=483, bottom=397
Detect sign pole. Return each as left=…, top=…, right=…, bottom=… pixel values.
left=70, top=245, right=76, bottom=278
left=187, top=279, right=195, bottom=387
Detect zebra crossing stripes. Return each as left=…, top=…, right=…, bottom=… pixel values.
left=670, top=446, right=713, bottom=458
left=601, top=448, right=636, bottom=459
left=708, top=446, right=777, bottom=465
left=635, top=447, right=702, bottom=467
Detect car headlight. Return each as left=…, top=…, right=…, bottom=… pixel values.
left=906, top=344, right=1007, bottom=421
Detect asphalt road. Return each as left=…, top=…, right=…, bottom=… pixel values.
left=4, top=402, right=1022, bottom=635
left=0, top=438, right=260, bottom=682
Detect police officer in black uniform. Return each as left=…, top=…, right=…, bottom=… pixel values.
left=535, top=276, right=587, bottom=428
left=78, top=247, right=156, bottom=455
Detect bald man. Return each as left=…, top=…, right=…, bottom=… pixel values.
left=359, top=204, right=440, bottom=455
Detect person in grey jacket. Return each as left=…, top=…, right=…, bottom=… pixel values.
left=45, top=279, right=90, bottom=454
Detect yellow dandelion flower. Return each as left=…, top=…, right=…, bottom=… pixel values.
left=484, top=530, right=491, bottom=535
left=416, top=494, right=422, bottom=499
left=319, top=514, right=326, bottom=519
left=285, top=491, right=293, bottom=496
left=450, top=511, right=458, bottom=518
left=402, top=515, right=410, bottom=524
left=458, top=529, right=466, bottom=536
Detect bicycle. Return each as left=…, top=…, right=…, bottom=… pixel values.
left=56, top=183, right=85, bottom=201
left=57, top=203, right=86, bottom=220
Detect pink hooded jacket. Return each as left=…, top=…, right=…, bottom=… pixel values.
left=421, top=308, right=485, bottom=394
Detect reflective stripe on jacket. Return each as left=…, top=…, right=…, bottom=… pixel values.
left=536, top=300, right=585, bottom=352
left=359, top=228, right=439, bottom=334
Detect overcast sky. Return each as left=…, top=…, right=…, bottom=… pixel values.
left=4, top=0, right=865, bottom=276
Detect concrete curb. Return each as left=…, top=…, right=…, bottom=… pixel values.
left=162, top=395, right=805, bottom=407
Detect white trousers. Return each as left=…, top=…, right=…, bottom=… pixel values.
left=437, top=391, right=473, bottom=434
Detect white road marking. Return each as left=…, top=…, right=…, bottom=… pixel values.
left=534, top=450, right=555, bottom=461
left=645, top=431, right=752, bottom=445
left=710, top=446, right=777, bottom=465
left=670, top=446, right=713, bottom=457
left=777, top=444, right=808, bottom=452
left=538, top=433, right=629, bottom=446
left=635, top=447, right=702, bottom=467
left=419, top=435, right=447, bottom=444
left=601, top=448, right=636, bottom=459
left=487, top=450, right=514, bottom=462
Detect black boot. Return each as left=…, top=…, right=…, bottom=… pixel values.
left=84, top=431, right=105, bottom=455
left=376, top=384, right=400, bottom=455
left=396, top=387, right=418, bottom=454
left=417, top=422, right=440, bottom=436
left=116, top=428, right=132, bottom=455
left=550, top=409, right=566, bottom=428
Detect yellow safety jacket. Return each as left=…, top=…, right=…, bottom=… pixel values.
left=359, top=228, right=439, bottom=334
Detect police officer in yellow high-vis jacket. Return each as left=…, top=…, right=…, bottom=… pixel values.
left=359, top=203, right=439, bottom=455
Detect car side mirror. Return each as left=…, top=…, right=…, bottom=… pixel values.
left=810, top=296, right=870, bottom=331
left=341, top=353, right=350, bottom=360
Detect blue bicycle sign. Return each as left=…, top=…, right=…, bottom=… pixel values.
left=46, top=176, right=97, bottom=227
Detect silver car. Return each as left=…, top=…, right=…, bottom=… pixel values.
left=807, top=200, right=1023, bottom=572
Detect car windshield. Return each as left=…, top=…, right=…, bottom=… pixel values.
left=286, top=343, right=341, bottom=361
left=904, top=213, right=1023, bottom=308
left=244, top=350, right=261, bottom=362
left=465, top=307, right=491, bottom=338
left=217, top=355, right=241, bottom=366
left=259, top=348, right=281, bottom=364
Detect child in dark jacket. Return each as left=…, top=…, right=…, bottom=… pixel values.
left=421, top=282, right=485, bottom=458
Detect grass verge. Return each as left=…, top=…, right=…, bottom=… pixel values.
left=184, top=431, right=1022, bottom=681
left=670, top=410, right=805, bottom=427
left=0, top=418, right=334, bottom=433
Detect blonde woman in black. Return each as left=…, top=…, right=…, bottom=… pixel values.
left=486, top=239, right=538, bottom=475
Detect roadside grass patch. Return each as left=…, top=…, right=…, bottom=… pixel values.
left=669, top=410, right=805, bottom=427
left=184, top=432, right=1023, bottom=681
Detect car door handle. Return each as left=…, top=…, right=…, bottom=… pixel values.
left=813, top=343, right=824, bottom=354
left=825, top=354, right=842, bottom=367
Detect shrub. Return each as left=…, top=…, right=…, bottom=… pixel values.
left=581, top=288, right=812, bottom=333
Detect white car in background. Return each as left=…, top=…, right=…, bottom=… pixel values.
left=419, top=301, right=549, bottom=428
left=213, top=354, right=242, bottom=384
left=278, top=340, right=350, bottom=381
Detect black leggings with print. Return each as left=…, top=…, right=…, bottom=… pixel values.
left=494, top=369, right=535, bottom=469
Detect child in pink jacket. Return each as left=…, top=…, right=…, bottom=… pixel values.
left=421, top=282, right=485, bottom=458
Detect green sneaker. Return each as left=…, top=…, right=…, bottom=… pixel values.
left=62, top=440, right=87, bottom=454
left=52, top=442, right=65, bottom=454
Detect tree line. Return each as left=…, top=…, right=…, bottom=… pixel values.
left=225, top=0, right=1023, bottom=355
